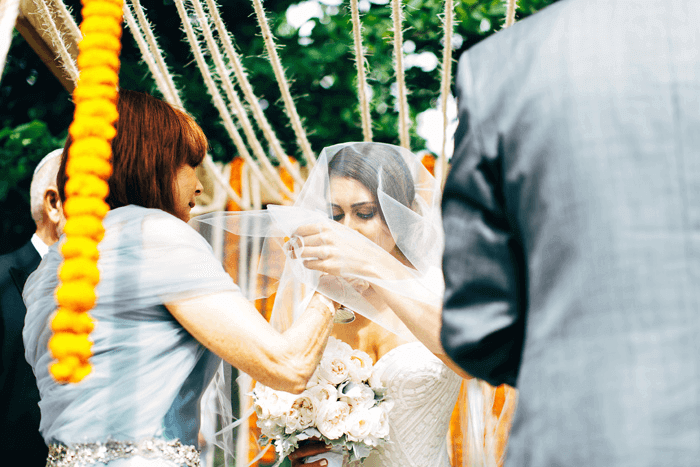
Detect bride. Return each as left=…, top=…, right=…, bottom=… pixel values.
left=197, top=142, right=473, bottom=466
left=292, top=142, right=465, bottom=467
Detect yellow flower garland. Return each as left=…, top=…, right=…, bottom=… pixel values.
left=49, top=0, right=123, bottom=383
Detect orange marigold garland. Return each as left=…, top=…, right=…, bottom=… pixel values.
left=49, top=0, right=123, bottom=383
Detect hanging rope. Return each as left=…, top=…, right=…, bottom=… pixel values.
left=123, top=5, right=174, bottom=106
left=128, top=0, right=181, bottom=105
left=173, top=0, right=285, bottom=205
left=50, top=0, right=81, bottom=45
left=0, top=0, right=20, bottom=79
left=251, top=0, right=316, bottom=167
left=35, top=0, right=79, bottom=85
left=125, top=0, right=248, bottom=209
left=187, top=0, right=296, bottom=200
left=390, top=0, right=410, bottom=149
left=504, top=0, right=518, bottom=28
left=349, top=0, right=372, bottom=142
left=436, top=0, right=455, bottom=184
left=204, top=0, right=305, bottom=187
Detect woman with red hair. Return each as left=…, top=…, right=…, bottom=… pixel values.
left=23, top=90, right=339, bottom=467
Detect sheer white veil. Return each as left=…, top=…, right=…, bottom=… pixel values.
left=192, top=142, right=444, bottom=343
left=191, top=142, right=516, bottom=466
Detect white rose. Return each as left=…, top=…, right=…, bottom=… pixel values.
left=367, top=406, right=390, bottom=444
left=315, top=400, right=351, bottom=440
left=305, top=368, right=322, bottom=389
left=318, top=353, right=351, bottom=386
left=368, top=369, right=384, bottom=391
left=339, top=382, right=376, bottom=410
left=344, top=408, right=376, bottom=443
left=348, top=349, right=373, bottom=383
left=252, top=383, right=293, bottom=421
left=285, top=394, right=317, bottom=434
left=307, top=382, right=338, bottom=403
left=257, top=417, right=284, bottom=439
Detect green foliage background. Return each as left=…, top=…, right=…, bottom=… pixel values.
left=0, top=0, right=556, bottom=254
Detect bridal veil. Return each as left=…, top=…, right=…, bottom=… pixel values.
left=194, top=142, right=442, bottom=342
left=191, top=142, right=516, bottom=466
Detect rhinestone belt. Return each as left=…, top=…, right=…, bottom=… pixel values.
left=47, top=438, right=201, bottom=467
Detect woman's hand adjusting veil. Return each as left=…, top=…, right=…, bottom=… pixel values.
left=291, top=222, right=407, bottom=282
left=290, top=220, right=470, bottom=379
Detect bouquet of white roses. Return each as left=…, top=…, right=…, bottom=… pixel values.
left=252, top=337, right=392, bottom=466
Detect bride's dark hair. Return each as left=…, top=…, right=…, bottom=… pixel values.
left=328, top=143, right=415, bottom=219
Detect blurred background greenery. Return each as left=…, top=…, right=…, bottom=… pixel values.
left=0, top=0, right=556, bottom=254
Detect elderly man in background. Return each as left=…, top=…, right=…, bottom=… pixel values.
left=0, top=148, right=64, bottom=466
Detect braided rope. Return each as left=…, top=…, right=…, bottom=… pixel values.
left=49, top=0, right=81, bottom=44
left=188, top=0, right=295, bottom=200
left=436, top=0, right=455, bottom=184
left=173, top=0, right=284, bottom=204
left=390, top=0, right=410, bottom=149
left=204, top=0, right=305, bottom=187
left=129, top=0, right=181, bottom=105
left=125, top=0, right=247, bottom=209
left=504, top=0, right=518, bottom=28
left=36, top=0, right=79, bottom=84
left=349, top=0, right=372, bottom=142
left=122, top=4, right=173, bottom=105
left=251, top=0, right=316, bottom=166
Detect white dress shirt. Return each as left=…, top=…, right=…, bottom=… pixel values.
left=30, top=233, right=49, bottom=259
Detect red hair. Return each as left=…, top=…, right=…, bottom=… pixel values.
left=58, top=89, right=207, bottom=216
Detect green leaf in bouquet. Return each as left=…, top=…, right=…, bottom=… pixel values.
left=350, top=442, right=371, bottom=461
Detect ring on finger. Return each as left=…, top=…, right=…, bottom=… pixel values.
left=290, top=235, right=304, bottom=258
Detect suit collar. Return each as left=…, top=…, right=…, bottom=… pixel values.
left=8, top=241, right=42, bottom=296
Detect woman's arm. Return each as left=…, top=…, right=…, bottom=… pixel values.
left=166, top=292, right=337, bottom=394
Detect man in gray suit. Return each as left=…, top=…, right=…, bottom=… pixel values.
left=440, top=0, right=700, bottom=465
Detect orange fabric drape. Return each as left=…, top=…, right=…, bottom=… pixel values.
left=224, top=157, right=245, bottom=283
left=279, top=155, right=297, bottom=202
left=221, top=157, right=276, bottom=465
left=448, top=385, right=466, bottom=465
left=421, top=152, right=437, bottom=176
left=448, top=382, right=518, bottom=466
left=227, top=157, right=246, bottom=212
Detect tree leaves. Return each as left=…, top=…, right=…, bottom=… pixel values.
left=0, top=120, right=64, bottom=201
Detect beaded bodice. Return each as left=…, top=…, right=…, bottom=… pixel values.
left=361, top=342, right=462, bottom=467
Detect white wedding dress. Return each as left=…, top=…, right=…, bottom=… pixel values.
left=361, top=342, right=463, bottom=467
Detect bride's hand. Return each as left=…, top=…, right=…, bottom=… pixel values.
left=290, top=222, right=388, bottom=279
left=288, top=439, right=332, bottom=467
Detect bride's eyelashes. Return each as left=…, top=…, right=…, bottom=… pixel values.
left=331, top=205, right=344, bottom=222
left=331, top=205, right=378, bottom=223
left=355, top=207, right=377, bottom=220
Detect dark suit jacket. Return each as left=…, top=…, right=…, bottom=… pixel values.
left=1, top=240, right=48, bottom=465
left=441, top=0, right=700, bottom=465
